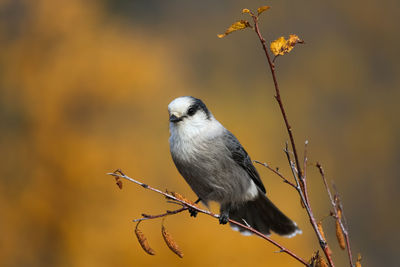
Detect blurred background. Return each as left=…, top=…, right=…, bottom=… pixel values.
left=0, top=0, right=399, bottom=266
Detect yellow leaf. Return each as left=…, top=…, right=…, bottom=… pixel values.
left=288, top=34, right=301, bottom=44
left=257, top=6, right=270, bottom=15
left=355, top=253, right=362, bottom=267
left=270, top=36, right=286, bottom=56
left=242, top=8, right=251, bottom=14
left=270, top=34, right=304, bottom=56
left=218, top=20, right=251, bottom=38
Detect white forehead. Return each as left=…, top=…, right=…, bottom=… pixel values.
left=168, top=96, right=193, bottom=113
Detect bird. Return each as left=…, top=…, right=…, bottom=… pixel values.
left=168, top=96, right=301, bottom=237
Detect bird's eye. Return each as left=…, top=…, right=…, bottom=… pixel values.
left=187, top=107, right=196, bottom=116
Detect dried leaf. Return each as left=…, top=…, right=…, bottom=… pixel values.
left=218, top=20, right=251, bottom=38
left=288, top=34, right=301, bottom=45
left=337, top=207, right=342, bottom=220
left=168, top=191, right=198, bottom=207
left=162, top=223, right=183, bottom=258
left=309, top=251, right=319, bottom=266
left=270, top=34, right=304, bottom=56
left=285, top=34, right=301, bottom=53
left=135, top=222, right=155, bottom=255
left=115, top=178, right=123, bottom=189
left=309, top=251, right=328, bottom=267
left=242, top=8, right=251, bottom=14
left=316, top=256, right=328, bottom=267
left=257, top=6, right=270, bottom=15
left=317, top=221, right=326, bottom=241
left=355, top=253, right=362, bottom=267
left=270, top=37, right=287, bottom=56
left=335, top=219, right=346, bottom=249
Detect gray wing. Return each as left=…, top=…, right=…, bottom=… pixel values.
left=223, top=130, right=266, bottom=194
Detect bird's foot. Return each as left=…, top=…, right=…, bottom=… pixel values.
left=219, top=213, right=229, bottom=224
left=188, top=208, right=198, bottom=217
left=188, top=198, right=202, bottom=218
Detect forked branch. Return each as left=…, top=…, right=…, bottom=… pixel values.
left=108, top=170, right=309, bottom=266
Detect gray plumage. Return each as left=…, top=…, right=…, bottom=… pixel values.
left=168, top=96, right=301, bottom=237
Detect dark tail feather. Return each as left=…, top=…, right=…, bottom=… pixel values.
left=229, top=193, right=301, bottom=237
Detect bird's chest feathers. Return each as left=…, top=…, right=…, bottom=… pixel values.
left=170, top=121, right=222, bottom=162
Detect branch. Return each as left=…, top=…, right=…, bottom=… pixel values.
left=134, top=207, right=188, bottom=222
left=250, top=15, right=335, bottom=267
left=108, top=170, right=309, bottom=266
left=252, top=15, right=304, bottom=185
left=316, top=163, right=354, bottom=267
left=253, top=160, right=297, bottom=189
left=302, top=140, right=310, bottom=204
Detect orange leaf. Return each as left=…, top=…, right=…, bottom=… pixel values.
left=317, top=221, right=326, bottom=241
left=135, top=222, right=155, bottom=255
left=335, top=219, right=346, bottom=250
left=162, top=223, right=183, bottom=258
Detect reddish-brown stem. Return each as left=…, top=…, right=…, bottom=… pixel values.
left=108, top=171, right=309, bottom=266
left=302, top=141, right=309, bottom=198
left=316, top=163, right=354, bottom=267
left=134, top=207, right=188, bottom=222
left=252, top=15, right=304, bottom=185
left=253, top=160, right=298, bottom=189
left=251, top=15, right=334, bottom=267
left=283, top=146, right=334, bottom=267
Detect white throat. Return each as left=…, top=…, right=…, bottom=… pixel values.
left=169, top=116, right=222, bottom=140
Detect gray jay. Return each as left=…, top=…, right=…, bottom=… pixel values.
left=168, top=96, right=301, bottom=237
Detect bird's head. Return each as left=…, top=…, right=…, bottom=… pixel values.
left=168, top=96, right=212, bottom=130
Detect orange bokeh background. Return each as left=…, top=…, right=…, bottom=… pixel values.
left=1, top=0, right=399, bottom=266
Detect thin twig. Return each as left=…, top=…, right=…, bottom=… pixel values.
left=302, top=140, right=308, bottom=183
left=251, top=14, right=335, bottom=267
left=134, top=207, right=188, bottom=222
left=325, top=168, right=354, bottom=266
left=108, top=170, right=309, bottom=266
left=253, top=160, right=297, bottom=189
left=284, top=147, right=334, bottom=267
left=316, top=163, right=335, bottom=206
left=316, top=163, right=354, bottom=267
left=252, top=15, right=304, bottom=185
left=302, top=140, right=310, bottom=207
left=284, top=142, right=302, bottom=193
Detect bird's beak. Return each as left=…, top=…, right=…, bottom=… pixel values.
left=169, top=114, right=182, bottom=123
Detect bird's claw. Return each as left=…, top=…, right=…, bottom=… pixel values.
left=189, top=208, right=198, bottom=217
left=219, top=213, right=229, bottom=224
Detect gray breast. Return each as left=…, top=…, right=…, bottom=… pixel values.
left=170, top=132, right=252, bottom=206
